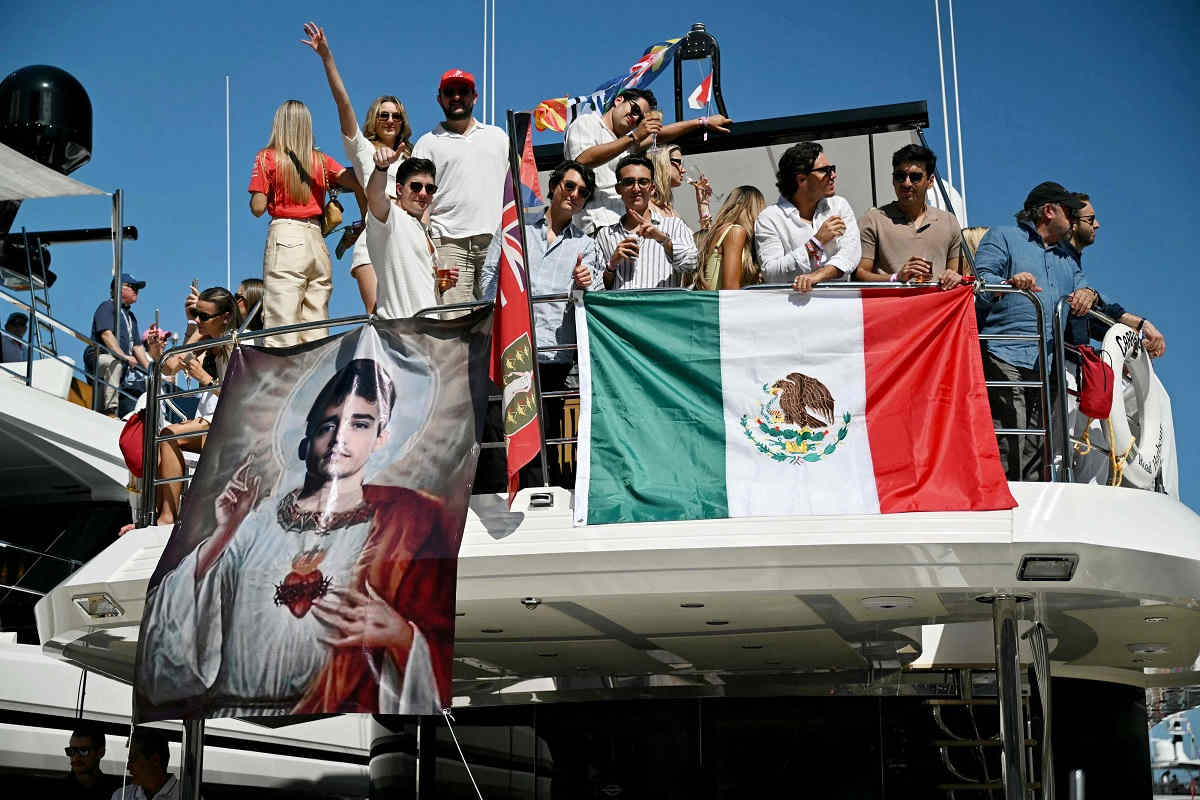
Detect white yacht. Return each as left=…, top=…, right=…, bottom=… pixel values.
left=6, top=30, right=1199, bottom=800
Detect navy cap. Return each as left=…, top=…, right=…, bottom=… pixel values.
left=1023, top=182, right=1084, bottom=214
left=120, top=272, right=146, bottom=290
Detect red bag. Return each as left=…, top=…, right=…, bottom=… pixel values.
left=1076, top=345, right=1114, bottom=419
left=119, top=409, right=146, bottom=478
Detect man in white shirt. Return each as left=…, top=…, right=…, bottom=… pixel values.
left=411, top=69, right=509, bottom=305
left=112, top=729, right=181, bottom=800
left=755, top=141, right=861, bottom=292
left=564, top=88, right=731, bottom=233
left=595, top=155, right=697, bottom=289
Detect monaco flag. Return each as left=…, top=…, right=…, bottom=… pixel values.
left=687, top=72, right=713, bottom=110
left=572, top=287, right=1016, bottom=525
left=490, top=145, right=541, bottom=502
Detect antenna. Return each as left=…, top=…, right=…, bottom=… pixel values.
left=490, top=0, right=496, bottom=124
left=225, top=74, right=231, bottom=290
left=481, top=0, right=488, bottom=123
left=933, top=0, right=952, bottom=187
left=948, top=0, right=967, bottom=224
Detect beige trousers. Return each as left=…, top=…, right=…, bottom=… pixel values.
left=262, top=218, right=332, bottom=347
left=95, top=352, right=124, bottom=413
left=435, top=233, right=492, bottom=307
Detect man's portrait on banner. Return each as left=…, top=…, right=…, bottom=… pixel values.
left=137, top=324, right=476, bottom=720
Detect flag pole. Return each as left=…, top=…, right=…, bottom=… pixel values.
left=505, top=108, right=551, bottom=487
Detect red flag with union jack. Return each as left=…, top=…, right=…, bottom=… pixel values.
left=490, top=129, right=541, bottom=502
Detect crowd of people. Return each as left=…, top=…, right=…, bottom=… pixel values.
left=71, top=22, right=1166, bottom=499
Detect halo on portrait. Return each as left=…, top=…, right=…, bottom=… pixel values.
left=269, top=326, right=434, bottom=493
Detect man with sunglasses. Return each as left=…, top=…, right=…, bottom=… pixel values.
left=411, top=69, right=508, bottom=307
left=481, top=160, right=604, bottom=485
left=974, top=182, right=1095, bottom=481
left=62, top=724, right=121, bottom=799
left=855, top=145, right=964, bottom=289
left=565, top=89, right=731, bottom=234
left=86, top=273, right=151, bottom=416
left=595, top=155, right=697, bottom=289
left=756, top=141, right=861, bottom=292
left=365, top=150, right=456, bottom=319
left=1064, top=194, right=1165, bottom=358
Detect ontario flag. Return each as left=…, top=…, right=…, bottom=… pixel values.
left=688, top=72, right=713, bottom=110
left=572, top=287, right=1017, bottom=525
left=490, top=116, right=541, bottom=502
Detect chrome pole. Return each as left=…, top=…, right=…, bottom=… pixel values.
left=1069, top=768, right=1085, bottom=799
left=1053, top=296, right=1075, bottom=483
left=179, top=718, right=205, bottom=800
left=991, top=594, right=1027, bottom=800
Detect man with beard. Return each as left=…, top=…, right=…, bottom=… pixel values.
left=412, top=69, right=508, bottom=306
left=480, top=160, right=604, bottom=486
left=1065, top=193, right=1165, bottom=357
left=139, top=358, right=458, bottom=717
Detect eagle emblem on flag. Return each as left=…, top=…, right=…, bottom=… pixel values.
left=740, top=372, right=852, bottom=463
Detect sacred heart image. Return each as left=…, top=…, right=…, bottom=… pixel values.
left=740, top=372, right=852, bottom=464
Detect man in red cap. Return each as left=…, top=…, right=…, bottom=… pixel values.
left=412, top=69, right=509, bottom=308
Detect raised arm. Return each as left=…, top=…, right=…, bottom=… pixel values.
left=657, top=114, right=732, bottom=145
left=368, top=147, right=402, bottom=222
left=302, top=22, right=358, bottom=138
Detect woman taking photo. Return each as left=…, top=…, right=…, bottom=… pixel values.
left=696, top=185, right=766, bottom=290
left=148, top=287, right=242, bottom=525
left=302, top=21, right=416, bottom=315
left=248, top=99, right=358, bottom=346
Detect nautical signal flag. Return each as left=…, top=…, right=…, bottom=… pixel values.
left=533, top=36, right=681, bottom=132
left=491, top=112, right=542, bottom=502
left=572, top=287, right=1017, bottom=525
left=688, top=72, right=713, bottom=110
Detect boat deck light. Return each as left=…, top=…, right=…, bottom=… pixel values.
left=1017, top=554, right=1078, bottom=581
left=861, top=595, right=915, bottom=610
left=72, top=593, right=123, bottom=619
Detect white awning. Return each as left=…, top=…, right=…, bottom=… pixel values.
left=0, top=142, right=106, bottom=200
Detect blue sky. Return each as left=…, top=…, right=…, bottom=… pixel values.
left=6, top=0, right=1199, bottom=504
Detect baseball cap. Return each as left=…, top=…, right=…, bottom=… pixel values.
left=439, top=69, right=475, bottom=91
left=120, top=272, right=146, bottom=290
left=1023, top=182, right=1084, bottom=214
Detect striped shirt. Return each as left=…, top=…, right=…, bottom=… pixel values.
left=595, top=211, right=698, bottom=289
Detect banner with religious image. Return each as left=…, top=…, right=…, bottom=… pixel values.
left=134, top=311, right=491, bottom=721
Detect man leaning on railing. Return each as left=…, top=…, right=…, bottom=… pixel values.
left=973, top=182, right=1095, bottom=481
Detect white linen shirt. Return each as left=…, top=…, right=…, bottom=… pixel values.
left=366, top=208, right=438, bottom=319
left=755, top=195, right=861, bottom=283
left=412, top=119, right=508, bottom=239
left=563, top=112, right=628, bottom=232
left=342, top=126, right=400, bottom=270
left=595, top=211, right=698, bottom=289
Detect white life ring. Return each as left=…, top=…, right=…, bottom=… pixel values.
left=1100, top=323, right=1164, bottom=489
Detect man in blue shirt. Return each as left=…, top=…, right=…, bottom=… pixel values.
left=481, top=160, right=604, bottom=487
left=85, top=272, right=150, bottom=415
left=974, top=182, right=1095, bottom=481
left=1, top=312, right=27, bottom=364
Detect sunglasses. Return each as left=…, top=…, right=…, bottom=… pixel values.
left=669, top=158, right=684, bottom=168
left=560, top=179, right=589, bottom=197
left=893, top=170, right=926, bottom=184
left=65, top=747, right=94, bottom=757
left=376, top=111, right=405, bottom=121
left=806, top=165, right=837, bottom=177
left=1076, top=214, right=1096, bottom=225
left=617, top=177, right=653, bottom=188
left=407, top=181, right=437, bottom=195
left=192, top=309, right=225, bottom=322
left=624, top=101, right=644, bottom=120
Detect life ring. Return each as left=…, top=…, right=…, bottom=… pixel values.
left=1100, top=323, right=1164, bottom=489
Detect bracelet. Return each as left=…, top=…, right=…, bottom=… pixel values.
left=604, top=264, right=617, bottom=273
left=889, top=272, right=899, bottom=282
left=699, top=116, right=708, bottom=129
left=1137, top=318, right=1147, bottom=333
left=374, top=164, right=388, bottom=173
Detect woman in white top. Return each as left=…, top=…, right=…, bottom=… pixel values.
left=148, top=286, right=241, bottom=525
left=303, top=21, right=416, bottom=314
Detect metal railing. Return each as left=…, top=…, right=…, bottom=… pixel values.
left=136, top=282, right=1135, bottom=526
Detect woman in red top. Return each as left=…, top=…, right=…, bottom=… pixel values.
left=249, top=100, right=359, bottom=346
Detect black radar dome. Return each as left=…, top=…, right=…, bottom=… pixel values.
left=0, top=65, right=93, bottom=175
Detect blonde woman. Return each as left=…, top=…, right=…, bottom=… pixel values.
left=960, top=225, right=988, bottom=269
left=650, top=145, right=713, bottom=231
left=248, top=99, right=359, bottom=346
left=697, top=186, right=766, bottom=290
left=303, top=21, right=415, bottom=314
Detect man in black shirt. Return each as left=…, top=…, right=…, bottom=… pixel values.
left=63, top=723, right=121, bottom=799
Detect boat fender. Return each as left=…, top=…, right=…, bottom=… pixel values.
left=1099, top=323, right=1164, bottom=489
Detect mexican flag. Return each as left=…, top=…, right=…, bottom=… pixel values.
left=573, top=288, right=1016, bottom=525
